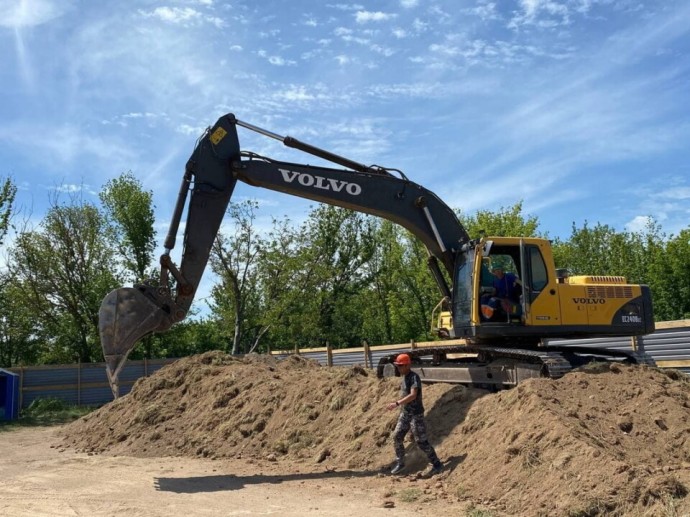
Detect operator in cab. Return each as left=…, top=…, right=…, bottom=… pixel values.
left=481, top=263, right=522, bottom=321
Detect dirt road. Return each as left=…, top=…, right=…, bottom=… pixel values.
left=0, top=426, right=467, bottom=517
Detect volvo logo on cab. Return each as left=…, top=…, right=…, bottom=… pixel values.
left=572, top=298, right=606, bottom=305
left=279, top=169, right=362, bottom=196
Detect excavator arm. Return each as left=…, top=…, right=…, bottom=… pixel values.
left=99, top=113, right=470, bottom=396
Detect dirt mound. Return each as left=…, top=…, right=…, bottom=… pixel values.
left=63, top=352, right=409, bottom=469
left=62, top=352, right=690, bottom=516
left=447, top=363, right=690, bottom=516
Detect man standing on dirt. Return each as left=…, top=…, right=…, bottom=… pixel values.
left=386, top=353, right=443, bottom=476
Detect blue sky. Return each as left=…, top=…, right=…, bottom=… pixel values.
left=2, top=0, right=689, bottom=253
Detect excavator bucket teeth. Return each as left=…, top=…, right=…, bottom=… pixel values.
left=99, top=287, right=170, bottom=398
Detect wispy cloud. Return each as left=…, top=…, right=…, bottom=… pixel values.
left=257, top=49, right=296, bottom=66
left=0, top=0, right=72, bottom=28
left=355, top=11, right=396, bottom=23
left=1, top=0, right=689, bottom=250
left=138, top=6, right=225, bottom=28
left=508, top=0, right=572, bottom=30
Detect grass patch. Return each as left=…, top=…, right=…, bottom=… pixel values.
left=466, top=505, right=495, bottom=517
left=566, top=497, right=613, bottom=517
left=398, top=488, right=423, bottom=503
left=0, top=398, right=96, bottom=430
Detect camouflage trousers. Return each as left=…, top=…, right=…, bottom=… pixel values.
left=393, top=410, right=440, bottom=465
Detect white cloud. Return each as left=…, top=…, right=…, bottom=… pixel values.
left=369, top=44, right=395, bottom=57
left=142, top=7, right=201, bottom=24
left=123, top=112, right=157, bottom=120
left=328, top=3, right=365, bottom=11
left=462, top=2, right=500, bottom=22
left=268, top=56, right=287, bottom=65
left=176, top=124, right=204, bottom=136
left=2, top=0, right=689, bottom=268
left=255, top=49, right=296, bottom=66
left=508, top=0, right=572, bottom=29
left=273, top=86, right=319, bottom=101
left=412, top=18, right=429, bottom=32
left=0, top=122, right=139, bottom=176
left=355, top=11, right=395, bottom=23
left=52, top=183, right=96, bottom=195
left=138, top=6, right=224, bottom=27
left=655, top=187, right=690, bottom=200
left=0, top=0, right=72, bottom=28
left=625, top=215, right=654, bottom=234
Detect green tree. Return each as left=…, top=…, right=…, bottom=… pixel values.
left=550, top=218, right=686, bottom=322
left=552, top=221, right=656, bottom=282
left=647, top=228, right=690, bottom=321
left=209, top=200, right=264, bottom=355
left=389, top=233, right=441, bottom=342
left=9, top=195, right=120, bottom=362
left=148, top=317, right=226, bottom=358
left=99, top=171, right=156, bottom=283
left=252, top=215, right=314, bottom=351
left=299, top=205, right=377, bottom=348
left=358, top=220, right=401, bottom=344
left=665, top=229, right=690, bottom=319
left=0, top=275, right=43, bottom=367
left=0, top=176, right=16, bottom=247
left=457, top=201, right=542, bottom=238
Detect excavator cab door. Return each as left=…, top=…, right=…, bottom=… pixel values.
left=519, top=241, right=561, bottom=327
left=519, top=239, right=529, bottom=322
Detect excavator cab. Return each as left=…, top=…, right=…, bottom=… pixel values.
left=444, top=236, right=654, bottom=345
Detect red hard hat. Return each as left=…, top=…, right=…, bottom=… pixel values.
left=394, top=353, right=411, bottom=365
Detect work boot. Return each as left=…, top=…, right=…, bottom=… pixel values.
left=428, top=462, right=443, bottom=476
left=390, top=462, right=405, bottom=475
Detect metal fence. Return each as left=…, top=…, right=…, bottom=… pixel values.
left=6, top=319, right=690, bottom=411
left=8, top=358, right=177, bottom=410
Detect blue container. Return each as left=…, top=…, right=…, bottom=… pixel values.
left=0, top=368, right=20, bottom=421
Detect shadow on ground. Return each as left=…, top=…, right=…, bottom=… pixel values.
left=156, top=452, right=468, bottom=494
left=155, top=468, right=379, bottom=493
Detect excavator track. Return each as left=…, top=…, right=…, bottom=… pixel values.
left=376, top=344, right=655, bottom=388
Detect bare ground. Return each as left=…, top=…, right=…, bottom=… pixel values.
left=1, top=425, right=458, bottom=516
left=6, top=351, right=690, bottom=516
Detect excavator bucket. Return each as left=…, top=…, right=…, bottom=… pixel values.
left=99, top=287, right=170, bottom=398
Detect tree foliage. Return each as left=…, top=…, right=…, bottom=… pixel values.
left=209, top=200, right=264, bottom=355
left=645, top=228, right=690, bottom=321
left=458, top=201, right=542, bottom=238
left=296, top=205, right=377, bottom=347
left=8, top=195, right=120, bottom=363
left=2, top=184, right=689, bottom=368
left=0, top=176, right=16, bottom=248
left=99, top=171, right=156, bottom=283
left=0, top=275, right=43, bottom=367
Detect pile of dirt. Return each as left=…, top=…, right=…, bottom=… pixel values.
left=62, top=352, right=690, bottom=516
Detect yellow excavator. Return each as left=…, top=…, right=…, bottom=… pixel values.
left=99, top=114, right=654, bottom=397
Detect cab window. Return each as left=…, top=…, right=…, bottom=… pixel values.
left=528, top=246, right=548, bottom=291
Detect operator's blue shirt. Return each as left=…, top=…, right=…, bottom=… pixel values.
left=493, top=272, right=518, bottom=300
